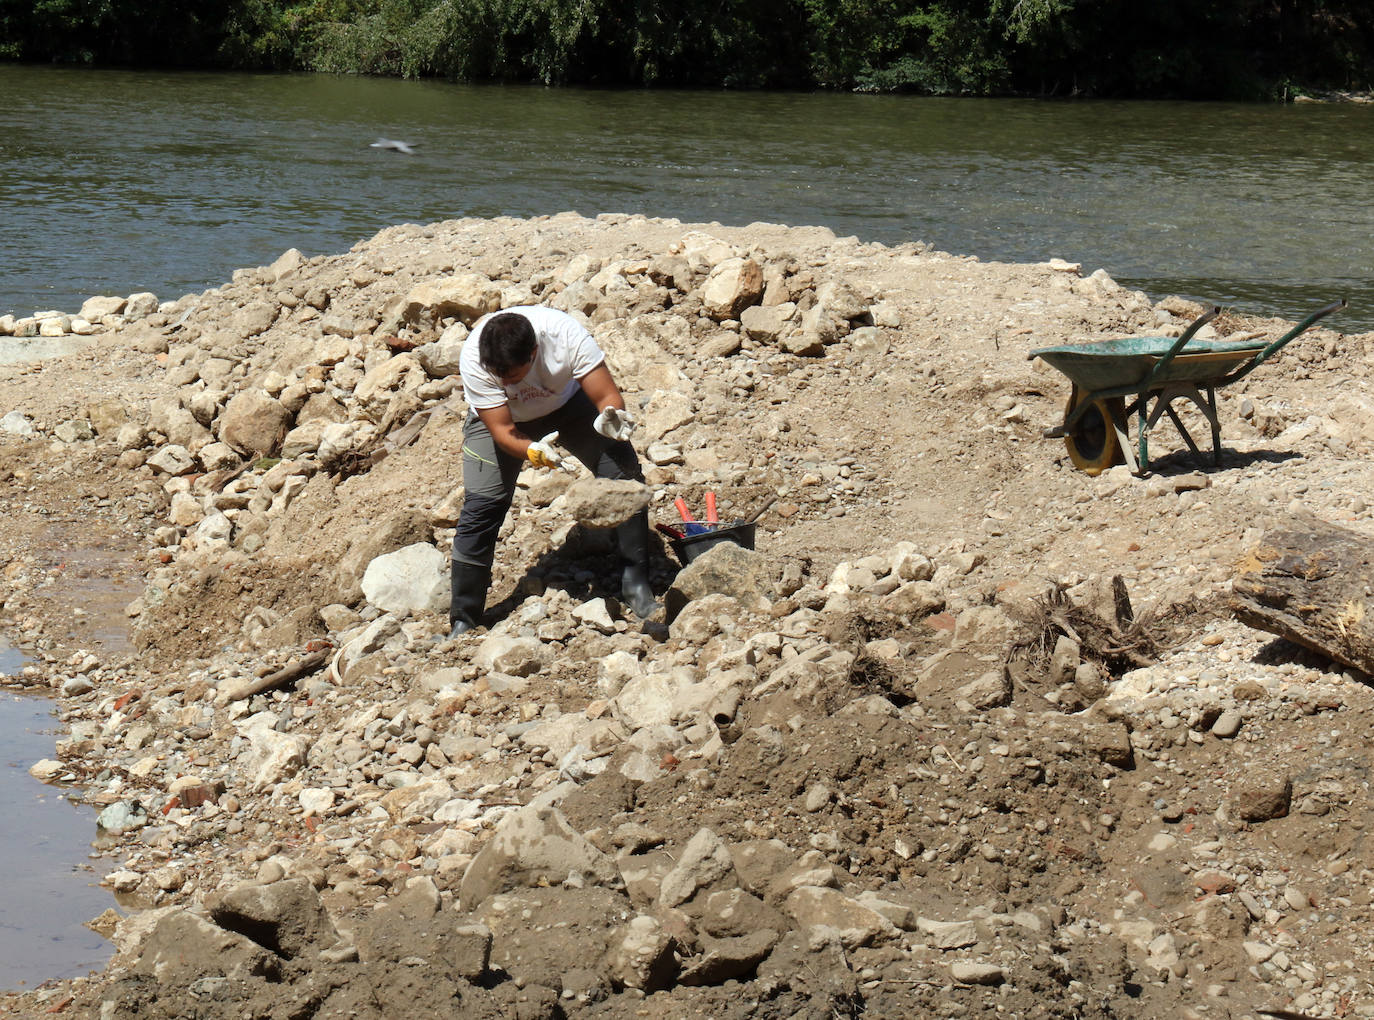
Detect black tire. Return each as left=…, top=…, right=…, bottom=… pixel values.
left=1064, top=390, right=1124, bottom=476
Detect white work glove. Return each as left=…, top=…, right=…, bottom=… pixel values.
left=527, top=431, right=576, bottom=472
left=593, top=407, right=636, bottom=442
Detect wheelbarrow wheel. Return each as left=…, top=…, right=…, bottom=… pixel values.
left=1064, top=390, right=1125, bottom=476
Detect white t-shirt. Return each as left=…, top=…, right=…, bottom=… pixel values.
left=459, top=306, right=605, bottom=422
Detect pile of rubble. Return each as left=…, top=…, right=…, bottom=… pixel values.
left=2, top=212, right=1374, bottom=1019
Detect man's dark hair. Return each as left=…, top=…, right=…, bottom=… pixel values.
left=479, top=313, right=537, bottom=376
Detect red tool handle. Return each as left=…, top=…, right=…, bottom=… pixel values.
left=674, top=496, right=694, bottom=523
left=704, top=491, right=718, bottom=524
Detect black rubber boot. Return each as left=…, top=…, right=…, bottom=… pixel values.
left=448, top=560, right=492, bottom=638
left=616, top=509, right=659, bottom=619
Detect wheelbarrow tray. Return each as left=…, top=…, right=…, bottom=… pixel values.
left=1031, top=337, right=1268, bottom=392
left=1029, top=299, right=1345, bottom=475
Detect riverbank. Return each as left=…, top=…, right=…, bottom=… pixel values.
left=2, top=212, right=1373, bottom=1019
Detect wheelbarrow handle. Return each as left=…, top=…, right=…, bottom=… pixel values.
left=1144, top=306, right=1221, bottom=389
left=1238, top=298, right=1347, bottom=377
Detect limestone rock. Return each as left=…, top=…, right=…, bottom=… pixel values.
left=950, top=961, right=1006, bottom=985
left=133, top=910, right=280, bottom=985
left=146, top=444, right=195, bottom=475
left=474, top=634, right=548, bottom=677
left=562, top=477, right=651, bottom=528
left=205, top=877, right=339, bottom=960
left=458, top=805, right=621, bottom=910
left=606, top=915, right=677, bottom=992
left=232, top=301, right=278, bottom=339
left=80, top=295, right=127, bottom=320
left=402, top=275, right=501, bottom=327
left=0, top=411, right=35, bottom=436
left=124, top=292, right=159, bottom=320
left=659, top=828, right=737, bottom=908
left=360, top=542, right=449, bottom=615
left=782, top=886, right=897, bottom=949
left=641, top=389, right=694, bottom=441
left=740, top=302, right=797, bottom=343
left=917, top=917, right=978, bottom=949
left=219, top=391, right=291, bottom=457
left=701, top=258, right=764, bottom=320
left=416, top=322, right=469, bottom=377
left=666, top=542, right=773, bottom=620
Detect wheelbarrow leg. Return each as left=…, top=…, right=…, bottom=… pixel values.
left=1107, top=399, right=1138, bottom=473
left=1207, top=385, right=1221, bottom=465
left=1164, top=403, right=1207, bottom=462
left=1137, top=395, right=1151, bottom=475
left=1144, top=383, right=1223, bottom=469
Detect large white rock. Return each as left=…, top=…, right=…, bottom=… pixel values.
left=354, top=352, right=426, bottom=411
left=193, top=511, right=233, bottom=547
left=416, top=323, right=469, bottom=377
left=317, top=420, right=375, bottom=466
left=237, top=712, right=307, bottom=791
left=218, top=391, right=291, bottom=457
left=740, top=302, right=796, bottom=342
left=658, top=828, right=735, bottom=907
left=458, top=805, right=621, bottom=910
left=361, top=543, right=448, bottom=615
left=124, top=292, right=159, bottom=320
left=474, top=635, right=548, bottom=677
left=402, top=275, right=501, bottom=327
left=678, top=231, right=739, bottom=272
left=168, top=491, right=206, bottom=528
left=269, top=248, right=304, bottom=281
left=146, top=444, right=195, bottom=476
left=0, top=411, right=35, bottom=436
left=80, top=295, right=127, bottom=320
left=640, top=389, right=694, bottom=441
left=701, top=258, right=764, bottom=321
left=561, top=477, right=651, bottom=528
left=783, top=886, right=898, bottom=949
left=612, top=670, right=688, bottom=730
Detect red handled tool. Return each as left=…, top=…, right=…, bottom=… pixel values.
left=704, top=491, right=719, bottom=526
left=674, top=496, right=694, bottom=523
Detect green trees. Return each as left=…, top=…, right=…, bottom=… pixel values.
left=1, top=0, right=1370, bottom=97
left=0, top=0, right=230, bottom=64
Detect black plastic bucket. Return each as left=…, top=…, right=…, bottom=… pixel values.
left=669, top=521, right=757, bottom=564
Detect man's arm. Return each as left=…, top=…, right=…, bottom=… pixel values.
left=577, top=363, right=625, bottom=413
left=476, top=403, right=533, bottom=459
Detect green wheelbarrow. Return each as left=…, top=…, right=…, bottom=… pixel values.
left=1029, top=299, right=1346, bottom=475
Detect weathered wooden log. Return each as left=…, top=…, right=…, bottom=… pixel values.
left=1231, top=518, right=1374, bottom=675
left=226, top=648, right=332, bottom=702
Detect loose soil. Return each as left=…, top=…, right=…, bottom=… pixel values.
left=1, top=213, right=1372, bottom=1020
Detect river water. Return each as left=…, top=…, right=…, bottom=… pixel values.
left=0, top=644, right=114, bottom=991
left=1, top=66, right=1371, bottom=330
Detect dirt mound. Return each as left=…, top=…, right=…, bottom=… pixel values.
left=2, top=213, right=1373, bottom=1019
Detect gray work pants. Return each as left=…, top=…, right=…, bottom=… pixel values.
left=452, top=390, right=642, bottom=569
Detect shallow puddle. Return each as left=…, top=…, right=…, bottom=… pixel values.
left=0, top=641, right=116, bottom=991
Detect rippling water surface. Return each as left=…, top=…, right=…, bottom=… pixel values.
left=2, top=67, right=1370, bottom=328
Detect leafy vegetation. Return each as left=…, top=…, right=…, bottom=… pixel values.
left=2, top=0, right=1371, bottom=98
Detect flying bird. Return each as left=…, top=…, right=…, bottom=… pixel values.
left=370, top=138, right=416, bottom=155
